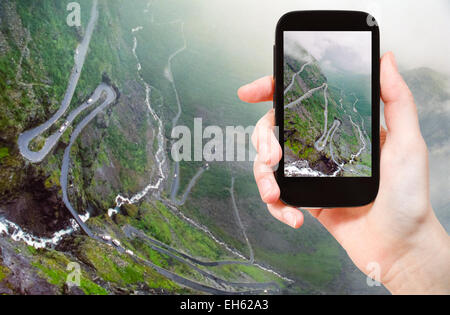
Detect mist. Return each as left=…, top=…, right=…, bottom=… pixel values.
left=285, top=31, right=372, bottom=74
left=148, top=0, right=450, bottom=230
left=189, top=0, right=450, bottom=76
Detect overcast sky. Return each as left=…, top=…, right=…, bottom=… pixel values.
left=285, top=31, right=372, bottom=74
left=200, top=0, right=450, bottom=76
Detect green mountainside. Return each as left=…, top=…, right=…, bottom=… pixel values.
left=5, top=0, right=448, bottom=296
left=283, top=42, right=372, bottom=176
left=0, top=0, right=285, bottom=294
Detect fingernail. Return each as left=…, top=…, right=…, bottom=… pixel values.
left=259, top=178, right=272, bottom=200
left=239, top=84, right=250, bottom=91
left=283, top=212, right=297, bottom=228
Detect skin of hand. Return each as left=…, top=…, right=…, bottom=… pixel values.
left=238, top=52, right=450, bottom=294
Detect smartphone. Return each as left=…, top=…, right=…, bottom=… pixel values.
left=274, top=11, right=380, bottom=208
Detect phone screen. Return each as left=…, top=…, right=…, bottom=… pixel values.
left=283, top=31, right=372, bottom=178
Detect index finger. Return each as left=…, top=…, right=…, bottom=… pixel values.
left=238, top=76, right=274, bottom=103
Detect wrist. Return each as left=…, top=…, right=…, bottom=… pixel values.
left=383, top=211, right=450, bottom=294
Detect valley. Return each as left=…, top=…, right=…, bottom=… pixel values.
left=283, top=45, right=372, bottom=177
left=0, top=0, right=293, bottom=295
left=2, top=0, right=448, bottom=296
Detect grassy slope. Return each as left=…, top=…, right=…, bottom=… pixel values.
left=0, top=0, right=83, bottom=197
left=1, top=0, right=290, bottom=294
left=0, top=0, right=175, bottom=294
left=284, top=52, right=372, bottom=172
left=125, top=0, right=348, bottom=293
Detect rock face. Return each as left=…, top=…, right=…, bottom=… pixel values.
left=63, top=283, right=85, bottom=295
left=0, top=1, right=26, bottom=50
left=2, top=172, right=72, bottom=238
left=0, top=239, right=57, bottom=295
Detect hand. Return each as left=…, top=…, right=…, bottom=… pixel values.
left=238, top=52, right=450, bottom=294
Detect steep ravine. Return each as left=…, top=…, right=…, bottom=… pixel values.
left=1, top=0, right=291, bottom=294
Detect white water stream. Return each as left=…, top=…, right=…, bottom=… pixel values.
left=114, top=28, right=167, bottom=208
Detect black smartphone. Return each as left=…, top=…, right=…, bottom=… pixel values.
left=274, top=11, right=380, bottom=208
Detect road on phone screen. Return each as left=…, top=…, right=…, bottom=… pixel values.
left=284, top=61, right=312, bottom=95
left=284, top=62, right=370, bottom=177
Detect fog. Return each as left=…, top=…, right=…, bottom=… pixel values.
left=195, top=0, right=450, bottom=76
left=285, top=31, right=372, bottom=74
left=161, top=0, right=449, bottom=230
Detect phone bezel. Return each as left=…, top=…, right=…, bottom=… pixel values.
left=274, top=10, right=380, bottom=208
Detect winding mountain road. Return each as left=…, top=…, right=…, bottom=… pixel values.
left=284, top=76, right=370, bottom=176
left=172, top=165, right=207, bottom=206
left=315, top=119, right=340, bottom=153
left=285, top=80, right=335, bottom=154
left=134, top=254, right=272, bottom=295
left=164, top=201, right=294, bottom=283
left=109, top=23, right=283, bottom=293
left=54, top=40, right=276, bottom=298
left=284, top=82, right=327, bottom=109
left=168, top=21, right=195, bottom=203
left=10, top=1, right=292, bottom=293
left=124, top=225, right=249, bottom=267
left=56, top=87, right=277, bottom=294
left=284, top=61, right=312, bottom=95
left=314, top=84, right=332, bottom=152
left=348, top=115, right=367, bottom=163
left=18, top=0, right=99, bottom=163
left=168, top=21, right=187, bottom=128
left=123, top=225, right=279, bottom=292
left=228, top=177, right=254, bottom=264
left=352, top=93, right=359, bottom=113
left=329, top=120, right=344, bottom=176
left=166, top=21, right=207, bottom=204
left=60, top=84, right=116, bottom=239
